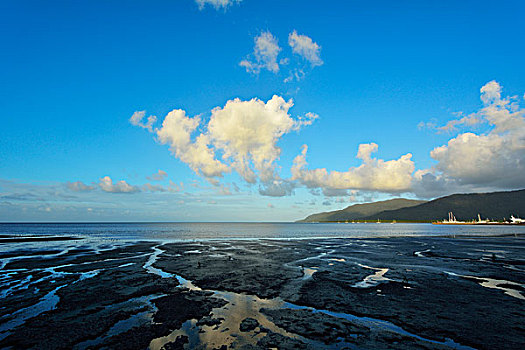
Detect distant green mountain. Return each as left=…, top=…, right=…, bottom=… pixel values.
left=298, top=189, right=525, bottom=223
left=297, top=198, right=426, bottom=222
left=366, top=189, right=525, bottom=222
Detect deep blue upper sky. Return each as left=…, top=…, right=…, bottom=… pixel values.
left=1, top=0, right=524, bottom=221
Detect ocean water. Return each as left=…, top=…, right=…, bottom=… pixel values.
left=1, top=222, right=525, bottom=242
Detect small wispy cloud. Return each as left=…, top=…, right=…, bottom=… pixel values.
left=288, top=30, right=323, bottom=67
left=259, top=180, right=295, bottom=197
left=129, top=110, right=157, bottom=132
left=240, top=31, right=282, bottom=74
left=195, top=0, right=241, bottom=10
left=147, top=170, right=168, bottom=181
left=98, top=176, right=140, bottom=193
left=66, top=181, right=95, bottom=192
left=240, top=30, right=323, bottom=83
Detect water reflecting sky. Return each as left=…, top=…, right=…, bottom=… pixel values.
left=1, top=222, right=525, bottom=242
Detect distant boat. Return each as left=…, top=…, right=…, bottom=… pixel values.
left=377, top=219, right=381, bottom=223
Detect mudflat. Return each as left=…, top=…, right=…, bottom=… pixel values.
left=1, top=234, right=524, bottom=349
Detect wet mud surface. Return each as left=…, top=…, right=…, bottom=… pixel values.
left=1, top=234, right=524, bottom=349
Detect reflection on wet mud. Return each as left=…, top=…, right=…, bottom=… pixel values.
left=146, top=244, right=476, bottom=349
left=352, top=264, right=391, bottom=288
left=146, top=251, right=299, bottom=349
left=302, top=267, right=318, bottom=280
left=446, top=271, right=525, bottom=300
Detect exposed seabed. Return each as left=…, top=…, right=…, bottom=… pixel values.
left=1, top=234, right=524, bottom=349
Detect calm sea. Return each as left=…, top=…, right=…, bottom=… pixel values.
left=1, top=222, right=525, bottom=242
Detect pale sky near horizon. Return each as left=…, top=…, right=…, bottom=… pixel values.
left=1, top=0, right=524, bottom=222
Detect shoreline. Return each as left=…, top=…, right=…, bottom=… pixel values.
left=1, top=230, right=525, bottom=245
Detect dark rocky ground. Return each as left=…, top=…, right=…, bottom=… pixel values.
left=1, top=234, right=524, bottom=349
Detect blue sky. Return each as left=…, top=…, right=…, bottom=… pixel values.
left=1, top=0, right=524, bottom=222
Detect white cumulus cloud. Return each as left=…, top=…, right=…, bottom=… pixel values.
left=416, top=80, right=525, bottom=195
left=292, top=143, right=415, bottom=192
left=156, top=109, right=229, bottom=178
left=134, top=96, right=317, bottom=189
left=208, top=95, right=316, bottom=183
left=133, top=82, right=522, bottom=199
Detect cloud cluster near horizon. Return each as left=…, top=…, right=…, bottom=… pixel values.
left=147, top=170, right=168, bottom=181
left=0, top=178, right=234, bottom=222
left=66, top=173, right=182, bottom=194
left=131, top=81, right=525, bottom=199
left=414, top=80, right=525, bottom=197
left=292, top=143, right=415, bottom=192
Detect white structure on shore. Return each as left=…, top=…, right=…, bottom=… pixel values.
left=442, top=212, right=466, bottom=224
left=477, top=214, right=488, bottom=224
left=436, top=212, right=524, bottom=225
